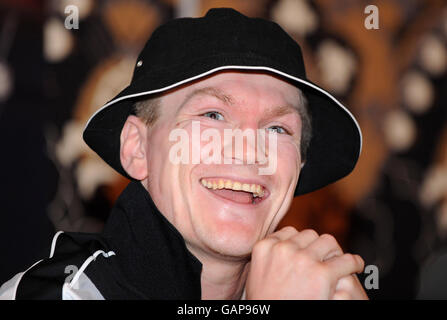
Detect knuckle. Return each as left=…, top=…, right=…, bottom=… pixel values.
left=280, top=226, right=298, bottom=235
left=320, top=233, right=337, bottom=244
left=355, top=254, right=365, bottom=269
left=356, top=254, right=365, bottom=264
left=252, top=239, right=273, bottom=256
left=294, top=250, right=316, bottom=267
left=273, top=240, right=294, bottom=255
left=301, top=229, right=319, bottom=239
left=290, top=234, right=305, bottom=248
left=265, top=231, right=279, bottom=240
left=344, top=253, right=358, bottom=266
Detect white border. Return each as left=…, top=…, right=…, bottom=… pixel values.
left=12, top=259, right=44, bottom=299
left=49, top=231, right=64, bottom=258
left=69, top=250, right=116, bottom=289
left=83, top=65, right=363, bottom=155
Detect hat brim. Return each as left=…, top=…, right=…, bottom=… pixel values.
left=83, top=65, right=362, bottom=196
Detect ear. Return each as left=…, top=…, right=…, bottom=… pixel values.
left=120, top=115, right=148, bottom=180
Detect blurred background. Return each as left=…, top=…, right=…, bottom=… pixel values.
left=0, top=0, right=446, bottom=299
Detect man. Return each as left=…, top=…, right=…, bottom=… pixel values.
left=0, top=8, right=366, bottom=300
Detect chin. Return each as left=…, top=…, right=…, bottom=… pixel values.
left=195, top=214, right=262, bottom=258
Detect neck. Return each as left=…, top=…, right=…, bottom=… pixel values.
left=187, top=244, right=250, bottom=300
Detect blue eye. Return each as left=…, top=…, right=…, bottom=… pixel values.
left=267, top=126, right=288, bottom=134
left=203, top=111, right=224, bottom=121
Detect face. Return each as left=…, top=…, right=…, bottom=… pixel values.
left=139, top=71, right=303, bottom=259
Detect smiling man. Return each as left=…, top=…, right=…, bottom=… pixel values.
left=0, top=8, right=366, bottom=300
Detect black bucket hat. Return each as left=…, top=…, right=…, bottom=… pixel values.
left=83, top=7, right=362, bottom=196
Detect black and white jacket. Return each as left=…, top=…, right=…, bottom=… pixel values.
left=0, top=181, right=203, bottom=299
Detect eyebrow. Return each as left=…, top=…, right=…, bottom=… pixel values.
left=177, top=85, right=301, bottom=119
left=262, top=104, right=299, bottom=119
left=179, top=86, right=235, bottom=111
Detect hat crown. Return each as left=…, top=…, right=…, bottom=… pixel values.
left=205, top=7, right=244, bottom=18
left=131, top=8, right=306, bottom=84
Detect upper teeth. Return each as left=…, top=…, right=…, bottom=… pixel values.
left=201, top=179, right=265, bottom=197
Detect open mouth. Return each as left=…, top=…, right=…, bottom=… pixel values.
left=200, top=178, right=268, bottom=205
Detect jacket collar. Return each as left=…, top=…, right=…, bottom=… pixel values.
left=101, top=180, right=202, bottom=299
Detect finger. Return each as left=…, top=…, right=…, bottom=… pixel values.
left=289, top=229, right=319, bottom=249
left=332, top=290, right=351, bottom=300
left=304, top=233, right=343, bottom=261
left=336, top=275, right=361, bottom=291
left=336, top=275, right=354, bottom=291
left=252, top=237, right=279, bottom=258
left=336, top=275, right=369, bottom=300
left=267, top=226, right=298, bottom=241
left=325, top=254, right=365, bottom=281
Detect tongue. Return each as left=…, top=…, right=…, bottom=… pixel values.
left=209, top=189, right=253, bottom=204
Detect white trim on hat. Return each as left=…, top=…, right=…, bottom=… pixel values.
left=83, top=65, right=362, bottom=156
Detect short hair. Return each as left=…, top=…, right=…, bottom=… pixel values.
left=134, top=95, right=161, bottom=127
left=134, top=90, right=312, bottom=162
left=297, top=92, right=312, bottom=163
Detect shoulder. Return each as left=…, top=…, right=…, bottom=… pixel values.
left=0, top=231, right=115, bottom=300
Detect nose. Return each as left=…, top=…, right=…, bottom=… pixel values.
left=221, top=121, right=267, bottom=166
